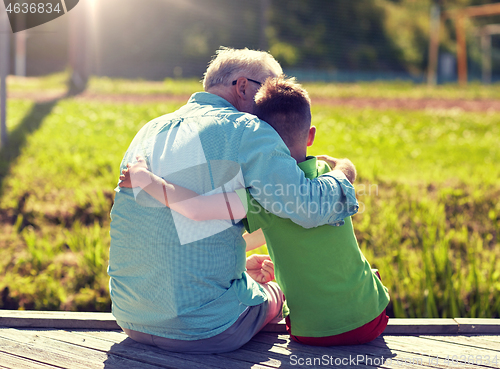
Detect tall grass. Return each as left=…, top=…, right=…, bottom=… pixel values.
left=1, top=78, right=498, bottom=318
left=8, top=72, right=500, bottom=99
left=0, top=98, right=183, bottom=311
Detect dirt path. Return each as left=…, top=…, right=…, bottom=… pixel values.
left=8, top=91, right=500, bottom=112
left=311, top=96, right=500, bottom=112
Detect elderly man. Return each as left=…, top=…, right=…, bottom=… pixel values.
left=108, top=47, right=358, bottom=354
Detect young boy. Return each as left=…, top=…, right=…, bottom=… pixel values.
left=120, top=76, right=390, bottom=346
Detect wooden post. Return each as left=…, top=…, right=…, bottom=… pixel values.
left=427, top=3, right=441, bottom=85
left=89, top=0, right=100, bottom=76
left=475, top=24, right=500, bottom=84
left=15, top=14, right=26, bottom=77
left=0, top=5, right=10, bottom=148
left=456, top=13, right=467, bottom=86
left=68, top=1, right=90, bottom=92
left=443, top=3, right=500, bottom=86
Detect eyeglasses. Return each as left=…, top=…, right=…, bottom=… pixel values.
left=232, top=78, right=262, bottom=86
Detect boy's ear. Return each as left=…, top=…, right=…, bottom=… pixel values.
left=307, top=126, right=316, bottom=147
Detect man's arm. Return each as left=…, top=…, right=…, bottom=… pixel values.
left=119, top=156, right=247, bottom=221
left=121, top=161, right=273, bottom=283
left=239, top=119, right=359, bottom=228
left=243, top=229, right=266, bottom=251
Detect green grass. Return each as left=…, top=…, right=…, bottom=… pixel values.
left=8, top=72, right=500, bottom=100
left=7, top=73, right=68, bottom=94
left=7, top=72, right=203, bottom=96
left=304, top=80, right=500, bottom=100
left=87, top=77, right=203, bottom=96
left=0, top=98, right=183, bottom=311
left=309, top=107, right=500, bottom=185
left=1, top=78, right=499, bottom=318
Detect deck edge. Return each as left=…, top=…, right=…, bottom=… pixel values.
left=454, top=318, right=500, bottom=334
left=1, top=311, right=499, bottom=334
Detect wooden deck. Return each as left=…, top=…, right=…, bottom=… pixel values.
left=0, top=311, right=499, bottom=368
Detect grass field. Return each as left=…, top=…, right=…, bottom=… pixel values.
left=1, top=75, right=499, bottom=318
left=8, top=72, right=500, bottom=99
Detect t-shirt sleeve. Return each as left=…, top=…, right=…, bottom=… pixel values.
left=237, top=189, right=274, bottom=234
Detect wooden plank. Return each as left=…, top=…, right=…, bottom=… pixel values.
left=251, top=333, right=448, bottom=369
left=371, top=335, right=500, bottom=368
left=233, top=317, right=500, bottom=335
left=261, top=319, right=286, bottom=333
left=66, top=329, right=270, bottom=369
left=0, top=310, right=281, bottom=332
left=463, top=3, right=500, bottom=18
left=419, top=335, right=500, bottom=352
left=0, top=328, right=168, bottom=369
left=472, top=335, right=500, bottom=345
left=1, top=313, right=499, bottom=369
left=0, top=310, right=120, bottom=330
left=0, top=335, right=95, bottom=369
left=2, top=327, right=499, bottom=369
left=0, top=351, right=61, bottom=369
left=100, top=355, right=171, bottom=369
left=33, top=329, right=226, bottom=369
left=236, top=335, right=395, bottom=369
left=220, top=347, right=294, bottom=369
left=241, top=318, right=470, bottom=335
left=72, top=329, right=275, bottom=369
left=237, top=338, right=391, bottom=369
left=80, top=328, right=385, bottom=369
left=3, top=311, right=497, bottom=337
left=383, top=319, right=458, bottom=335
left=71, top=329, right=127, bottom=343
left=455, top=318, right=500, bottom=334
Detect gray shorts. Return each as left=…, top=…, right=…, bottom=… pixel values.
left=123, top=281, right=283, bottom=354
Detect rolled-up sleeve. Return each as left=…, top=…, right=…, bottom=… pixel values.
left=238, top=118, right=359, bottom=229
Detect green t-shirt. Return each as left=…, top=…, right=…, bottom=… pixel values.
left=241, top=156, right=390, bottom=337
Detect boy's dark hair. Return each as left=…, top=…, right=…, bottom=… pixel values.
left=254, top=76, right=311, bottom=148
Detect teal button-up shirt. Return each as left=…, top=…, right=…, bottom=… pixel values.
left=108, top=92, right=358, bottom=340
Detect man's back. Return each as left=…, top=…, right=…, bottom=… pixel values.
left=109, top=92, right=268, bottom=340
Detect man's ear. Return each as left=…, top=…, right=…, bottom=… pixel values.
left=234, top=77, right=249, bottom=99
left=307, top=126, right=316, bottom=147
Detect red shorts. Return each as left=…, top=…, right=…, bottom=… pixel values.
left=285, top=270, right=389, bottom=346
left=285, top=309, right=389, bottom=346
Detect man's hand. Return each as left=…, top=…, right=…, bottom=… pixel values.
left=119, top=156, right=151, bottom=188
left=316, top=155, right=357, bottom=183
left=246, top=254, right=275, bottom=284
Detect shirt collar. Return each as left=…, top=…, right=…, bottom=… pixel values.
left=187, top=92, right=236, bottom=110
left=297, top=156, right=318, bottom=179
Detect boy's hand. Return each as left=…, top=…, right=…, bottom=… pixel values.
left=119, top=165, right=135, bottom=188
left=317, top=155, right=357, bottom=183
left=119, top=155, right=152, bottom=188
left=316, top=155, right=338, bottom=169
left=246, top=254, right=275, bottom=284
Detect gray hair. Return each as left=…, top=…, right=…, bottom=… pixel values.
left=202, top=47, right=283, bottom=91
